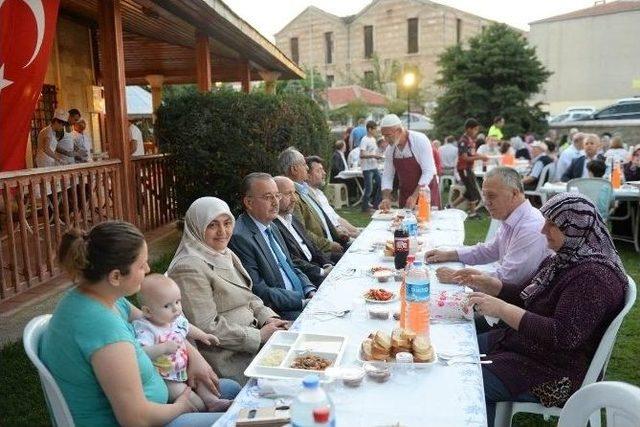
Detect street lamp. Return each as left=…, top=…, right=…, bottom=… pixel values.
left=402, top=71, right=416, bottom=130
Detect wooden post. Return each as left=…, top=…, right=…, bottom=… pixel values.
left=258, top=70, right=281, bottom=95
left=145, top=74, right=164, bottom=121
left=240, top=60, right=251, bottom=93
left=195, top=32, right=211, bottom=92
left=98, top=0, right=135, bottom=223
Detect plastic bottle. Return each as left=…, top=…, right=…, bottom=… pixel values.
left=417, top=185, right=431, bottom=223
left=393, top=228, right=409, bottom=270
left=291, top=375, right=336, bottom=427
left=404, top=261, right=431, bottom=340
left=399, top=255, right=415, bottom=329
left=611, top=160, right=622, bottom=189
left=402, top=211, right=419, bottom=255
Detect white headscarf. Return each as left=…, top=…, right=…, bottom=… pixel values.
left=168, top=197, right=236, bottom=271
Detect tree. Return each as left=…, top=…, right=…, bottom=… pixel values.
left=276, top=67, right=328, bottom=105
left=431, top=23, right=551, bottom=139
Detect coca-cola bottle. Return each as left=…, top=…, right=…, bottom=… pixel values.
left=394, top=228, right=409, bottom=270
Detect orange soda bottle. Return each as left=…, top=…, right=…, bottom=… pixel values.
left=399, top=255, right=415, bottom=329
left=611, top=160, right=621, bottom=189
left=417, top=185, right=430, bottom=223
left=404, top=260, right=431, bottom=340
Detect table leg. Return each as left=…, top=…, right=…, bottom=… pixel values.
left=352, top=177, right=364, bottom=207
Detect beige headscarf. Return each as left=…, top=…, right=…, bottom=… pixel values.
left=168, top=197, right=236, bottom=271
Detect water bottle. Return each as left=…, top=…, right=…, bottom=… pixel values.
left=291, top=375, right=336, bottom=427
left=404, top=261, right=431, bottom=340
left=399, top=255, right=415, bottom=329
left=402, top=211, right=419, bottom=255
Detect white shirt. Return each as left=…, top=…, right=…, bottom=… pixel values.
left=308, top=186, right=341, bottom=227
left=347, top=147, right=360, bottom=168
left=555, top=144, right=582, bottom=181
left=130, top=123, right=144, bottom=156
left=249, top=216, right=294, bottom=291
left=438, top=143, right=458, bottom=169
left=277, top=214, right=313, bottom=261
left=605, top=148, right=629, bottom=164
left=359, top=135, right=379, bottom=171
left=71, top=130, right=93, bottom=162
left=382, top=130, right=436, bottom=191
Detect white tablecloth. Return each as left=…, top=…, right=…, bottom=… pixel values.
left=540, top=182, right=640, bottom=200
left=213, top=209, right=487, bottom=427
left=336, top=164, right=384, bottom=180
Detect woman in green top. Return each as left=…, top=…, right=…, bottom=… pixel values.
left=40, top=221, right=240, bottom=426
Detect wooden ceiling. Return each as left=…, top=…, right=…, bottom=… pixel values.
left=59, top=0, right=303, bottom=85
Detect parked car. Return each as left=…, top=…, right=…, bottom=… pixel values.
left=565, top=106, right=596, bottom=114
left=548, top=111, right=591, bottom=123
left=616, top=96, right=640, bottom=105
left=400, top=113, right=433, bottom=132
left=578, top=100, right=640, bottom=121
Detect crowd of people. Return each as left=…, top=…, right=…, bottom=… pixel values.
left=37, top=112, right=633, bottom=426
left=34, top=107, right=146, bottom=168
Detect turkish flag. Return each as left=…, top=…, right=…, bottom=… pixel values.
left=0, top=0, right=60, bottom=172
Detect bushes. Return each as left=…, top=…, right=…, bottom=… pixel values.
left=156, top=90, right=331, bottom=215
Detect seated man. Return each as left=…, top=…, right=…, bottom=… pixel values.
left=229, top=172, right=316, bottom=320
left=562, top=133, right=606, bottom=182
left=426, top=167, right=549, bottom=287
left=306, top=155, right=360, bottom=237
left=522, top=141, right=553, bottom=191
left=273, top=176, right=333, bottom=287
left=278, top=148, right=347, bottom=260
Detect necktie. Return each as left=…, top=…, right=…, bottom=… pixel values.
left=265, top=226, right=304, bottom=297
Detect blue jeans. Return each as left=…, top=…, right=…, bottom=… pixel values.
left=477, top=333, right=538, bottom=427
left=362, top=168, right=381, bottom=210
left=165, top=378, right=242, bottom=427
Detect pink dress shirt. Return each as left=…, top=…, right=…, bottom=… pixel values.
left=457, top=200, right=550, bottom=286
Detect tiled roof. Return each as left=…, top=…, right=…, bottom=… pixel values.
left=325, top=85, right=388, bottom=109
left=530, top=0, right=640, bottom=24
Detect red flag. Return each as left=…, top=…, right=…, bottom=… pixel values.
left=0, top=0, right=60, bottom=172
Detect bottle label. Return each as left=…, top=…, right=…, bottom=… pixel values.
left=394, top=237, right=409, bottom=253
left=406, top=282, right=430, bottom=301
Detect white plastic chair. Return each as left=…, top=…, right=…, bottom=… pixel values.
left=558, top=381, right=640, bottom=427
left=566, top=178, right=614, bottom=221
left=23, top=315, right=75, bottom=427
left=524, top=162, right=556, bottom=204
left=324, top=183, right=349, bottom=209
left=494, top=275, right=637, bottom=427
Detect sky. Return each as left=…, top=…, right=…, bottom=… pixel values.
left=224, top=0, right=600, bottom=41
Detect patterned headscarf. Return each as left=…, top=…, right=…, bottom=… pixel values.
left=520, top=193, right=627, bottom=302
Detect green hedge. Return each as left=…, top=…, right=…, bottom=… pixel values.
left=156, top=90, right=331, bottom=215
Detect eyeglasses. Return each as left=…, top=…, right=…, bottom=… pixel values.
left=248, top=193, right=282, bottom=202
left=280, top=191, right=296, bottom=198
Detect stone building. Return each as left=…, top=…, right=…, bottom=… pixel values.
left=529, top=1, right=640, bottom=115
left=275, top=0, right=497, bottom=100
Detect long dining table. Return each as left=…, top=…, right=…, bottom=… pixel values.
left=213, top=209, right=487, bottom=427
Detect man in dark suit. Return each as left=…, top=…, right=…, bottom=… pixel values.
left=562, top=134, right=606, bottom=182
left=229, top=172, right=317, bottom=320
left=273, top=176, right=334, bottom=286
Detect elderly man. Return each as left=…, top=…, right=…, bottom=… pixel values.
left=562, top=134, right=607, bottom=182
left=306, top=155, right=360, bottom=237
left=71, top=118, right=92, bottom=163
left=555, top=132, right=585, bottom=181
left=278, top=148, right=347, bottom=259
left=522, top=141, right=553, bottom=190
left=426, top=167, right=549, bottom=287
left=229, top=173, right=316, bottom=320
left=378, top=114, right=437, bottom=210
left=273, top=176, right=333, bottom=287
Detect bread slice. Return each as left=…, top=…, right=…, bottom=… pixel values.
left=361, top=338, right=374, bottom=361
left=373, top=331, right=392, bottom=350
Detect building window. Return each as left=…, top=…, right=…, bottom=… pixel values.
left=324, top=32, right=333, bottom=64
left=456, top=18, right=462, bottom=44
left=290, top=37, right=299, bottom=64
left=326, top=75, right=334, bottom=87
left=364, top=25, right=373, bottom=59
left=363, top=71, right=374, bottom=89
left=30, top=84, right=57, bottom=151
left=407, top=18, right=419, bottom=54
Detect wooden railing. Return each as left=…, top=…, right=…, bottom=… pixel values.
left=0, top=161, right=123, bottom=301
left=132, top=154, right=177, bottom=232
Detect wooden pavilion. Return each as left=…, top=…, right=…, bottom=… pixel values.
left=0, top=0, right=303, bottom=309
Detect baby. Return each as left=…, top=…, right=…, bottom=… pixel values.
left=133, top=274, right=232, bottom=412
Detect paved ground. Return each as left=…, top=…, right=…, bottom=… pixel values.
left=0, top=228, right=180, bottom=346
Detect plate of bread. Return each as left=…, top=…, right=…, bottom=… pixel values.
left=359, top=328, right=437, bottom=365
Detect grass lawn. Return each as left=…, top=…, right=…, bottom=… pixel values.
left=1, top=207, right=638, bottom=426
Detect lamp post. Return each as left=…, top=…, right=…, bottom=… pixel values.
left=402, top=71, right=416, bottom=130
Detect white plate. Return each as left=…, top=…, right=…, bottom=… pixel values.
left=371, top=209, right=400, bottom=221
left=244, top=331, right=348, bottom=380
left=363, top=291, right=397, bottom=303
left=625, top=181, right=640, bottom=190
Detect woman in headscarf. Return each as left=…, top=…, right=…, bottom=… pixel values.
left=167, top=197, right=288, bottom=384
left=455, top=193, right=627, bottom=426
